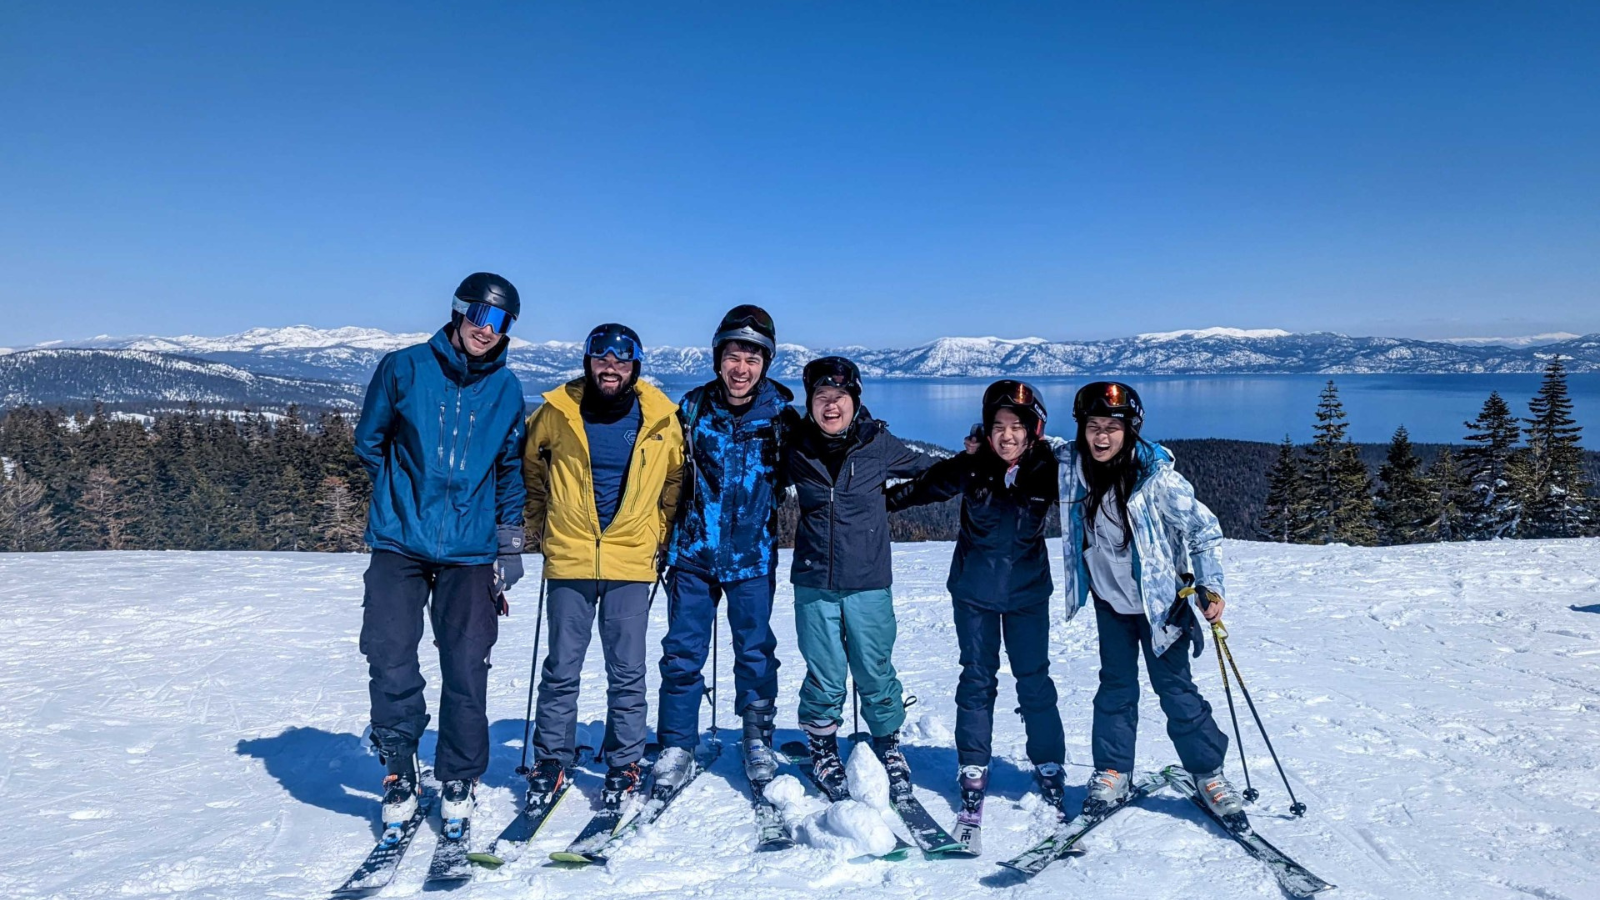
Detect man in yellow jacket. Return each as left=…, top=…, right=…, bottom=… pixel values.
left=521, top=323, right=685, bottom=804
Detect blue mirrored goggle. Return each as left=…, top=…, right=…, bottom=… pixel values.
left=453, top=300, right=515, bottom=334
left=585, top=332, right=641, bottom=362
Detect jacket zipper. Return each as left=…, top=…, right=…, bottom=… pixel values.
left=437, top=384, right=459, bottom=560
left=461, top=410, right=475, bottom=471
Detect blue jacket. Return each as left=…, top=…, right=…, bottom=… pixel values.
left=354, top=327, right=527, bottom=565
left=1055, top=439, right=1227, bottom=657
left=667, top=378, right=799, bottom=582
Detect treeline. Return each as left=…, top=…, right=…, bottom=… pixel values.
left=1255, top=358, right=1598, bottom=544
left=0, top=404, right=370, bottom=552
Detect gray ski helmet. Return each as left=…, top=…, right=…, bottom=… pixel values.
left=452, top=272, right=521, bottom=320
left=712, top=304, right=776, bottom=373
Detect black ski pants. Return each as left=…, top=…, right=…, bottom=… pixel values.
left=951, top=597, right=1065, bottom=768
left=1091, top=597, right=1228, bottom=774
left=360, top=550, right=499, bottom=782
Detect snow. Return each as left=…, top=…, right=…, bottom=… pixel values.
left=3, top=539, right=1600, bottom=899
left=1443, top=333, right=1583, bottom=348
left=1137, top=327, right=1294, bottom=342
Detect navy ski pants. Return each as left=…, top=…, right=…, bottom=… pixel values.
left=360, top=550, right=499, bottom=782
left=951, top=597, right=1065, bottom=768
left=1091, top=597, right=1228, bottom=774
left=656, top=568, right=780, bottom=749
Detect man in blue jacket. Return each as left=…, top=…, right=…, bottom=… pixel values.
left=353, top=272, right=528, bottom=837
left=652, top=305, right=800, bottom=792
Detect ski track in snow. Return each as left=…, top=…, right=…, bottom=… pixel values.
left=3, top=540, right=1598, bottom=899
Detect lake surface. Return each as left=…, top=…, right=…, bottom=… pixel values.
left=653, top=373, right=1600, bottom=447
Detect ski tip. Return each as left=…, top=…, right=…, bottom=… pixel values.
left=465, top=852, right=505, bottom=868
left=548, top=851, right=600, bottom=865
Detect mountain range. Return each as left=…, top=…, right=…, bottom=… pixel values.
left=2, top=325, right=1597, bottom=413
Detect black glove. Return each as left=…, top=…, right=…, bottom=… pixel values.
left=885, top=480, right=914, bottom=512
left=495, top=525, right=525, bottom=593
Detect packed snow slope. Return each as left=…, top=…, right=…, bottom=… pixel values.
left=3, top=539, right=1598, bottom=900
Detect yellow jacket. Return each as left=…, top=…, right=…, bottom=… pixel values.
left=522, top=378, right=686, bottom=582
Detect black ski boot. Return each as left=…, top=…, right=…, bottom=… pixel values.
left=742, top=699, right=780, bottom=784
left=807, top=731, right=850, bottom=801
left=372, top=733, right=421, bottom=831
left=527, top=758, right=566, bottom=797
left=872, top=730, right=913, bottom=801
left=1034, top=762, right=1068, bottom=819
left=604, top=762, right=644, bottom=806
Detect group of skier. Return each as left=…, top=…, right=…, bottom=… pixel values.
left=350, top=271, right=1247, bottom=868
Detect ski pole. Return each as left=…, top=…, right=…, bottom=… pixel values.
left=708, top=603, right=720, bottom=746
left=517, top=575, right=548, bottom=776
left=1210, top=620, right=1258, bottom=803
left=1214, top=621, right=1307, bottom=817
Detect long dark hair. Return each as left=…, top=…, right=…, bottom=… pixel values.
left=1076, top=419, right=1144, bottom=549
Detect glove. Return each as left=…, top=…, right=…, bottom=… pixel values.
left=495, top=525, right=525, bottom=593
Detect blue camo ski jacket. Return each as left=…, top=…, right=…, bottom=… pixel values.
left=1055, top=438, right=1227, bottom=657
left=354, top=327, right=527, bottom=566
left=667, top=378, right=799, bottom=583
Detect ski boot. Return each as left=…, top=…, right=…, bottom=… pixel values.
left=1190, top=768, right=1249, bottom=831
left=871, top=730, right=913, bottom=802
left=806, top=730, right=850, bottom=801
left=1034, top=762, right=1068, bottom=819
left=374, top=737, right=421, bottom=835
left=649, top=748, right=696, bottom=796
left=526, top=758, right=566, bottom=798
left=605, top=762, right=644, bottom=807
left=741, top=699, right=780, bottom=784
left=439, top=779, right=475, bottom=840
left=1081, top=768, right=1130, bottom=818
left=954, top=763, right=988, bottom=853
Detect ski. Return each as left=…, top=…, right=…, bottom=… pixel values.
left=424, top=817, right=472, bottom=887
left=886, top=785, right=968, bottom=855
left=751, top=777, right=795, bottom=852
left=332, top=787, right=436, bottom=896
left=947, top=819, right=981, bottom=858
left=997, top=773, right=1165, bottom=878
left=1160, top=767, right=1335, bottom=898
left=469, top=750, right=589, bottom=867
left=779, top=740, right=912, bottom=861
left=550, top=743, right=721, bottom=865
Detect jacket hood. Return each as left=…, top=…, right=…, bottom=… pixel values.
left=543, top=377, right=679, bottom=432
left=429, top=325, right=509, bottom=384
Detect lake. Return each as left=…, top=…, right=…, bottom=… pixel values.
left=652, top=373, right=1600, bottom=447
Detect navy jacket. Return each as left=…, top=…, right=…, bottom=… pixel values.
left=786, top=414, right=933, bottom=592
left=667, top=378, right=798, bottom=583
left=887, top=440, right=1059, bottom=611
left=354, top=327, right=527, bottom=565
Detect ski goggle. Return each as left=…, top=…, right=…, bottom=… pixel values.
left=722, top=305, right=775, bottom=336
left=585, top=329, right=642, bottom=362
left=804, top=356, right=861, bottom=394
left=452, top=299, right=515, bottom=335
left=983, top=379, right=1048, bottom=437
left=1073, top=381, right=1143, bottom=425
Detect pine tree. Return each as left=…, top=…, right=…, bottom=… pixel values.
left=1423, top=447, right=1470, bottom=542
left=1375, top=426, right=1431, bottom=545
left=1460, top=392, right=1522, bottom=538
left=0, top=462, right=59, bottom=551
left=1303, top=381, right=1377, bottom=545
left=1257, top=435, right=1310, bottom=542
left=1520, top=358, right=1597, bottom=537
left=75, top=465, right=136, bottom=550
left=316, top=475, right=367, bottom=551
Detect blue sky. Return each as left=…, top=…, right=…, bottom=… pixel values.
left=3, top=1, right=1597, bottom=349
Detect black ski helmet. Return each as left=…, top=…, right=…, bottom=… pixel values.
left=982, top=379, right=1048, bottom=439
left=803, top=356, right=863, bottom=421
left=453, top=272, right=521, bottom=322
left=1072, top=381, right=1144, bottom=432
left=583, top=322, right=644, bottom=390
left=712, top=304, right=777, bottom=374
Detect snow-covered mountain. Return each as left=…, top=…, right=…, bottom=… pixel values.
left=5, top=326, right=1600, bottom=412
left=1441, top=332, right=1583, bottom=348
left=0, top=348, right=364, bottom=412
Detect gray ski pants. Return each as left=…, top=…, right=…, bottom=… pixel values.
left=532, top=579, right=653, bottom=767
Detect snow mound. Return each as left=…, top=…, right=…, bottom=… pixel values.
left=845, top=741, right=891, bottom=810
left=792, top=799, right=899, bottom=859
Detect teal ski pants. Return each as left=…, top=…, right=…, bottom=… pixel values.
left=793, top=587, right=906, bottom=738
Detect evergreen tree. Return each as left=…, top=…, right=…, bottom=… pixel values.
left=316, top=475, right=367, bottom=551
left=1257, top=435, right=1310, bottom=542
left=1520, top=358, right=1597, bottom=537
left=1303, top=381, right=1377, bottom=545
left=0, top=462, right=58, bottom=551
left=1423, top=446, right=1470, bottom=542
left=1459, top=392, right=1522, bottom=538
left=1375, top=426, right=1431, bottom=544
left=75, top=465, right=136, bottom=550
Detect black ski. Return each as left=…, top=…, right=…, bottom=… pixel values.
left=332, top=787, right=436, bottom=896
left=779, top=740, right=912, bottom=861
left=997, top=773, right=1165, bottom=877
left=886, top=781, right=967, bottom=854
left=550, top=743, right=721, bottom=865
left=424, top=817, right=472, bottom=886
left=1161, top=767, right=1335, bottom=898
left=469, top=749, right=589, bottom=867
